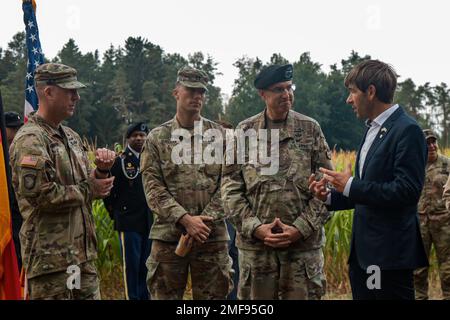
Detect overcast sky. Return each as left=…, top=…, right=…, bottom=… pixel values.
left=1, top=0, right=450, bottom=98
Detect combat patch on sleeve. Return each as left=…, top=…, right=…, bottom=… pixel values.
left=23, top=173, right=37, bottom=190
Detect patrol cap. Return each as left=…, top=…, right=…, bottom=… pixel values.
left=4, top=111, right=24, bottom=128
left=126, top=122, right=149, bottom=138
left=35, top=63, right=87, bottom=89
left=423, top=129, right=437, bottom=141
left=176, top=66, right=209, bottom=91
left=254, top=64, right=293, bottom=90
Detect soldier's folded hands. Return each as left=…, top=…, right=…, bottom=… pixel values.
left=255, top=218, right=302, bottom=248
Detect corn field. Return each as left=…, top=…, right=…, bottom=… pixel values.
left=87, top=146, right=444, bottom=299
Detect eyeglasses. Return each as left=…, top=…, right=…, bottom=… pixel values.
left=265, top=84, right=296, bottom=94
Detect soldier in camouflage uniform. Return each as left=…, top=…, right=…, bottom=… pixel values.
left=141, top=66, right=232, bottom=300
left=221, top=64, right=333, bottom=300
left=416, top=129, right=450, bottom=300
left=9, top=63, right=116, bottom=300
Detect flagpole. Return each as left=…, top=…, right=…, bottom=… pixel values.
left=22, top=0, right=44, bottom=122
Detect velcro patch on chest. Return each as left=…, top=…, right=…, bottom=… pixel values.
left=20, top=155, right=39, bottom=168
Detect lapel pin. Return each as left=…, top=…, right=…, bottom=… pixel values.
left=379, top=127, right=388, bottom=139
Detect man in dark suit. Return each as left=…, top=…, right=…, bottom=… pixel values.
left=104, top=122, right=153, bottom=300
left=309, top=60, right=428, bottom=300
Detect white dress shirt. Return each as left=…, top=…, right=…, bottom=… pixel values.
left=342, top=104, right=399, bottom=197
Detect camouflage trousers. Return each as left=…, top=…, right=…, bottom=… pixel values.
left=414, top=215, right=450, bottom=300
left=146, top=240, right=233, bottom=300
left=238, top=247, right=326, bottom=300
left=27, top=261, right=101, bottom=300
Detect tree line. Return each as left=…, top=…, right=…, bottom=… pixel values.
left=1, top=32, right=449, bottom=150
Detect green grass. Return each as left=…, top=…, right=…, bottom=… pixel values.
left=92, top=200, right=125, bottom=299
left=92, top=200, right=121, bottom=275
left=324, top=210, right=353, bottom=294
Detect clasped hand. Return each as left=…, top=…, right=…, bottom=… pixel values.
left=94, top=148, right=116, bottom=171
left=179, top=214, right=214, bottom=244
left=254, top=218, right=302, bottom=248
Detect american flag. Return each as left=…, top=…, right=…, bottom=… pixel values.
left=22, top=0, right=44, bottom=122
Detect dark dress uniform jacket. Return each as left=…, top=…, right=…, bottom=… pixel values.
left=104, top=147, right=152, bottom=235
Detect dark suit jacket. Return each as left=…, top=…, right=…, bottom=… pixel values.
left=330, top=106, right=428, bottom=270
left=103, top=147, right=153, bottom=235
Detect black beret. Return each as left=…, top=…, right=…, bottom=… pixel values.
left=254, top=64, right=293, bottom=90
left=4, top=111, right=24, bottom=128
left=126, top=122, right=149, bottom=138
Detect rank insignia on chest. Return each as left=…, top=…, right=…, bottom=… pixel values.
left=293, top=129, right=303, bottom=140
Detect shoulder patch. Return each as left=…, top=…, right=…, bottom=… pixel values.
left=20, top=155, right=39, bottom=168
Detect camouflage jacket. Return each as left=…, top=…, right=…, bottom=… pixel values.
left=140, top=116, right=229, bottom=242
left=423, top=154, right=450, bottom=220
left=10, top=113, right=97, bottom=279
left=221, top=109, right=333, bottom=251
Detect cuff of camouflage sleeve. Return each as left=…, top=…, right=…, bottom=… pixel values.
left=292, top=216, right=314, bottom=240
left=84, top=179, right=94, bottom=202
left=173, top=208, right=190, bottom=225
left=242, top=216, right=263, bottom=239
left=201, top=205, right=219, bottom=221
